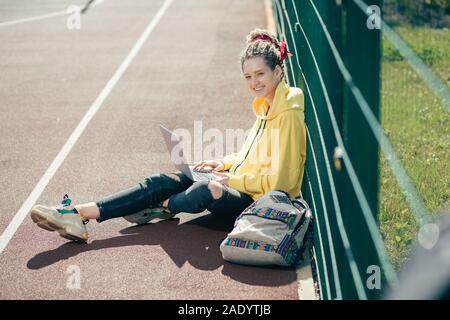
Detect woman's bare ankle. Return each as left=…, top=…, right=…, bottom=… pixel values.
left=74, top=202, right=100, bottom=220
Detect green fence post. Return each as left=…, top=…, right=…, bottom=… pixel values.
left=340, top=0, right=383, bottom=299
left=294, top=0, right=348, bottom=299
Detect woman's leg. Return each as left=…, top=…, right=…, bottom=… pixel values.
left=167, top=180, right=254, bottom=222
left=82, top=171, right=192, bottom=222
left=30, top=176, right=251, bottom=242
left=30, top=171, right=192, bottom=242
left=205, top=183, right=255, bottom=221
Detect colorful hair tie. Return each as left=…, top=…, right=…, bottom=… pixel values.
left=252, top=35, right=293, bottom=62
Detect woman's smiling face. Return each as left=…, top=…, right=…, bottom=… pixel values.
left=243, top=57, right=282, bottom=103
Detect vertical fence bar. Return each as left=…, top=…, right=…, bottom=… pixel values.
left=293, top=0, right=344, bottom=299
left=342, top=0, right=382, bottom=220
left=340, top=0, right=384, bottom=299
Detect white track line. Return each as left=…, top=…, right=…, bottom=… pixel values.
left=0, top=0, right=174, bottom=254
left=0, top=0, right=106, bottom=28
left=0, top=10, right=66, bottom=27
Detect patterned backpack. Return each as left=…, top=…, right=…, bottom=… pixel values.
left=220, top=189, right=312, bottom=267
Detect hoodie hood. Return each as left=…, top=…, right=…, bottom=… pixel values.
left=252, top=81, right=303, bottom=120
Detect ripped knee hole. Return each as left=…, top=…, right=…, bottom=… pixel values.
left=164, top=173, right=181, bottom=182
left=208, top=181, right=224, bottom=200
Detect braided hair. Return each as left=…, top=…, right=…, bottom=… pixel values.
left=240, top=28, right=290, bottom=79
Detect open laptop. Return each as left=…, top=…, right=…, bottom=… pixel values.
left=159, top=124, right=220, bottom=182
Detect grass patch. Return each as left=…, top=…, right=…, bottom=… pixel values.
left=380, top=25, right=450, bottom=271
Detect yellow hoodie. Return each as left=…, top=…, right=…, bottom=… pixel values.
left=220, top=81, right=306, bottom=200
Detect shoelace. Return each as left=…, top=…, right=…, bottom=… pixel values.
left=56, top=194, right=72, bottom=210
left=57, top=194, right=89, bottom=225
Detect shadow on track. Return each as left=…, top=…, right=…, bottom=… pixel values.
left=27, top=212, right=297, bottom=287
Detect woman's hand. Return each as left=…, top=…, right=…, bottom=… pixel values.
left=211, top=171, right=230, bottom=186
left=193, top=159, right=225, bottom=173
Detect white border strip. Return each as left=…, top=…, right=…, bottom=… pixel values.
left=0, top=0, right=174, bottom=254
left=296, top=248, right=317, bottom=300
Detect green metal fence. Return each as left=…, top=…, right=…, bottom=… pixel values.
left=272, top=0, right=390, bottom=299
left=271, top=0, right=450, bottom=300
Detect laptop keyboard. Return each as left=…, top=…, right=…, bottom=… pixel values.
left=192, top=170, right=220, bottom=181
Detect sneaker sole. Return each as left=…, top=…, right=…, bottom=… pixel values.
left=30, top=206, right=88, bottom=243
left=123, top=210, right=175, bottom=225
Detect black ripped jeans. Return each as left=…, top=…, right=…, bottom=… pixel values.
left=96, top=171, right=254, bottom=223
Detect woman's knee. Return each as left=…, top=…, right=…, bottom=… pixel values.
left=187, top=180, right=224, bottom=200
left=207, top=181, right=224, bottom=200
